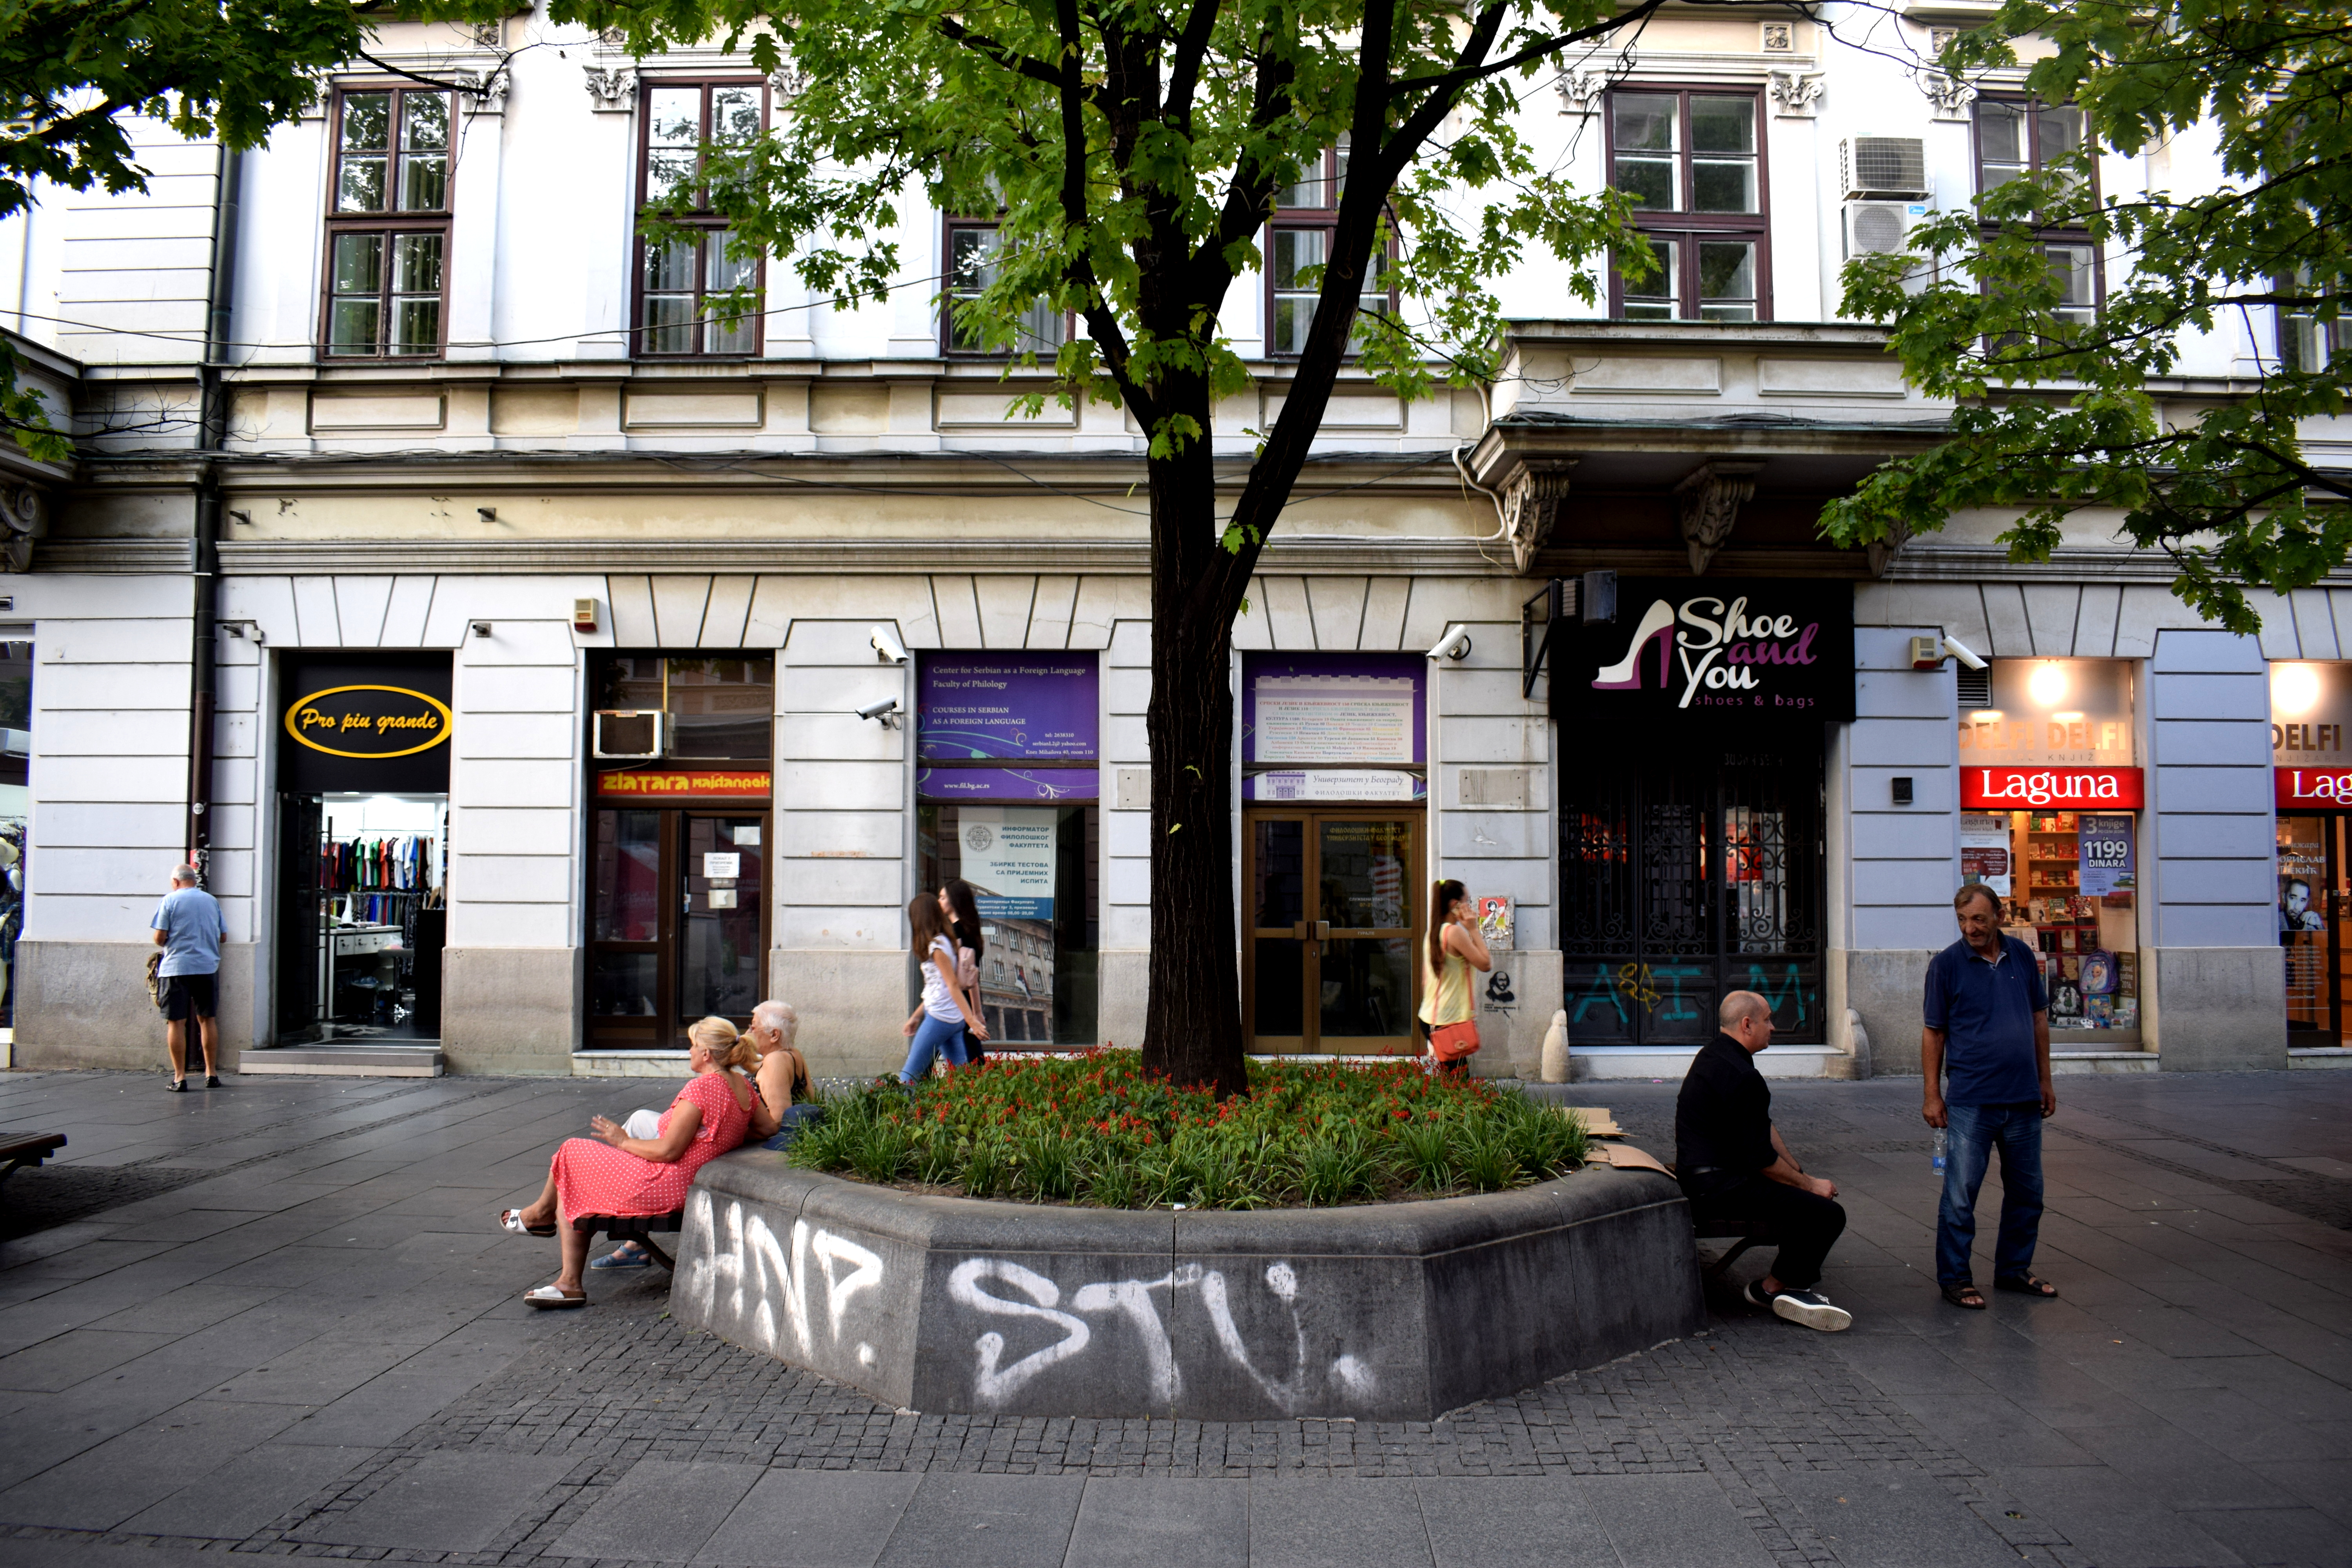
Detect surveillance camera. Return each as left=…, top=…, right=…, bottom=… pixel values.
left=1426, top=624, right=1473, bottom=662
left=856, top=697, right=901, bottom=726
left=1943, top=633, right=1987, bottom=671
left=869, top=624, right=909, bottom=665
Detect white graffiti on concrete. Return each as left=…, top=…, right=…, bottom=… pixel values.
left=949, top=1256, right=1373, bottom=1413
left=683, top=1190, right=886, bottom=1368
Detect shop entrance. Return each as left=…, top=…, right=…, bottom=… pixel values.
left=2278, top=813, right=2347, bottom=1045
left=1559, top=746, right=1824, bottom=1045
left=1244, top=809, right=1423, bottom=1054
left=274, top=793, right=447, bottom=1043
left=586, top=809, right=769, bottom=1050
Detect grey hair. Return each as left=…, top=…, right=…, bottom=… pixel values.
left=172, top=864, right=200, bottom=885
left=751, top=999, right=799, bottom=1047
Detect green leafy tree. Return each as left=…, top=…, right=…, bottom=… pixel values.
left=586, top=0, right=1691, bottom=1093
left=0, top=0, right=505, bottom=458
left=1823, top=0, right=2350, bottom=633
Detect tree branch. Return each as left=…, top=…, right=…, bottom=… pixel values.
left=932, top=16, right=1070, bottom=92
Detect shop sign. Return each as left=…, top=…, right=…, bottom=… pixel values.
left=284, top=685, right=452, bottom=759
left=1244, top=654, right=1425, bottom=766
left=1245, top=769, right=1425, bottom=802
left=916, top=766, right=1096, bottom=801
left=2276, top=766, right=2352, bottom=806
left=919, top=656, right=1098, bottom=762
left=1958, top=658, right=2134, bottom=766
left=1961, top=766, right=2143, bottom=809
left=959, top=806, right=1056, bottom=919
left=2272, top=662, right=2352, bottom=764
left=595, top=768, right=771, bottom=799
left=1548, top=579, right=1854, bottom=726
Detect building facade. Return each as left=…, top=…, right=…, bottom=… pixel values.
left=0, top=4, right=2337, bottom=1080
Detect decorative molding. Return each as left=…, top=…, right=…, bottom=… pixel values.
left=0, top=486, right=47, bottom=574
left=456, top=66, right=510, bottom=116
left=584, top=64, right=637, bottom=113
left=1555, top=67, right=1613, bottom=117
left=767, top=62, right=809, bottom=102
left=1761, top=21, right=1796, bottom=53
left=1496, top=459, right=1579, bottom=575
left=1914, top=69, right=1977, bottom=120
left=1767, top=70, right=1825, bottom=118
left=1674, top=460, right=1764, bottom=575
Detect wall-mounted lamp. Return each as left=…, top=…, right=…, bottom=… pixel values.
left=857, top=697, right=901, bottom=729
left=470, top=620, right=493, bottom=639
left=1891, top=776, right=1914, bottom=806
left=227, top=510, right=251, bottom=526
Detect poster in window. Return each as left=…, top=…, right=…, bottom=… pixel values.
left=1960, top=813, right=2012, bottom=897
left=2077, top=814, right=2135, bottom=897
left=958, top=806, right=1057, bottom=920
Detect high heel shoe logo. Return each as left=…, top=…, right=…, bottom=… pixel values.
left=1591, top=598, right=1675, bottom=690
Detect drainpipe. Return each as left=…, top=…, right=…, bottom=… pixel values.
left=187, top=143, right=242, bottom=882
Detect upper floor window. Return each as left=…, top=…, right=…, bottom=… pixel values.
left=2279, top=266, right=2337, bottom=373
left=637, top=81, right=766, bottom=357
left=944, top=220, right=1068, bottom=357
left=1975, top=98, right=2098, bottom=327
left=322, top=87, right=451, bottom=358
left=1266, top=136, right=1393, bottom=356
left=1606, top=90, right=1766, bottom=323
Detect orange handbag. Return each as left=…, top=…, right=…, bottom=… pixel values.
left=1428, top=1018, right=1481, bottom=1062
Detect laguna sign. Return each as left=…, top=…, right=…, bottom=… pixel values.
left=1961, top=766, right=2144, bottom=809
left=1550, top=579, right=1855, bottom=727
left=2276, top=768, right=2352, bottom=806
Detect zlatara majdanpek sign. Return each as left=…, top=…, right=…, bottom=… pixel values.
left=1961, top=766, right=2144, bottom=809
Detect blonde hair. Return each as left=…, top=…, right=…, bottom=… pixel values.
left=687, top=1015, right=757, bottom=1073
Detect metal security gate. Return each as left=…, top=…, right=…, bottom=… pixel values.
left=1560, top=745, right=1824, bottom=1044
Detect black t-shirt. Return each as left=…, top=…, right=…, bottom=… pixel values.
left=1674, top=1033, right=1775, bottom=1192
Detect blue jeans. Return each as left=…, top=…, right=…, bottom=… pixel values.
left=761, top=1103, right=827, bottom=1152
left=1936, top=1102, right=2046, bottom=1287
left=898, top=1013, right=967, bottom=1083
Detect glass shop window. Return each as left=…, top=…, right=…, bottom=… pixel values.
left=917, top=803, right=1100, bottom=1047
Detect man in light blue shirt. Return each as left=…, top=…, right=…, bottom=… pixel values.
left=150, top=865, right=225, bottom=1091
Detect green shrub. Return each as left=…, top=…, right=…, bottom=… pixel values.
left=785, top=1053, right=1591, bottom=1209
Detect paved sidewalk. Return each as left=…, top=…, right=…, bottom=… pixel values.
left=0, top=1067, right=2345, bottom=1567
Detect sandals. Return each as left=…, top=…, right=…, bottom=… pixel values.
left=498, top=1208, right=556, bottom=1238
left=1942, top=1281, right=1987, bottom=1310
left=590, top=1241, right=651, bottom=1270
left=1996, top=1274, right=2059, bottom=1298
left=521, top=1285, right=586, bottom=1309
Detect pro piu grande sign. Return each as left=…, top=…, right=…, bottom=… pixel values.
left=1550, top=579, right=1855, bottom=728
left=276, top=654, right=453, bottom=794
left=285, top=685, right=452, bottom=759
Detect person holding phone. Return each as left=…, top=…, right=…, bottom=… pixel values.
left=1418, top=878, right=1492, bottom=1075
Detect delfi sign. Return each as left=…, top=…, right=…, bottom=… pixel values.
left=1961, top=766, right=2143, bottom=809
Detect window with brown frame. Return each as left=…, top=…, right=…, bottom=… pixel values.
left=2279, top=266, right=2338, bottom=374
left=942, top=219, right=1069, bottom=356
left=321, top=87, right=452, bottom=359
left=635, top=80, right=766, bottom=357
left=1606, top=89, right=1767, bottom=323
left=1974, top=97, right=2100, bottom=327
left=1265, top=136, right=1394, bottom=356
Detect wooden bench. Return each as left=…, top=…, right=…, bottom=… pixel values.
left=0, top=1133, right=65, bottom=1189
left=1666, top=1161, right=1778, bottom=1283
left=572, top=1209, right=685, bottom=1271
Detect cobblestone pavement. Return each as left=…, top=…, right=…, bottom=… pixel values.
left=0, top=1066, right=2345, bottom=1568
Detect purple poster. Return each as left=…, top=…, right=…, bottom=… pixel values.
left=919, top=655, right=1098, bottom=762
left=2078, top=813, right=2136, bottom=897
left=1242, top=653, right=1426, bottom=764
left=915, top=767, right=1098, bottom=802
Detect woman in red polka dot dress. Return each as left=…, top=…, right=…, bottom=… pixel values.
left=499, top=1016, right=758, bottom=1306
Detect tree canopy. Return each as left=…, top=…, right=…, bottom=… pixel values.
left=1822, top=0, right=2352, bottom=633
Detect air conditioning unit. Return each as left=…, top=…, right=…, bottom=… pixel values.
left=1843, top=200, right=1937, bottom=293
left=592, top=710, right=663, bottom=759
left=1840, top=136, right=1928, bottom=199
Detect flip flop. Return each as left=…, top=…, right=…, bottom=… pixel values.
left=590, top=1241, right=651, bottom=1270
left=1941, top=1281, right=1987, bottom=1310
left=521, top=1285, right=587, bottom=1309
left=1995, top=1274, right=2059, bottom=1298
left=498, top=1208, right=556, bottom=1238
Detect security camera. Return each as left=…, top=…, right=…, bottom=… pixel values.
left=856, top=697, right=901, bottom=728
left=869, top=624, right=909, bottom=665
left=1943, top=633, right=1988, bottom=671
left=1426, top=624, right=1473, bottom=662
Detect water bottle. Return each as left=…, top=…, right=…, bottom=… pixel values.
left=1931, top=1127, right=1948, bottom=1176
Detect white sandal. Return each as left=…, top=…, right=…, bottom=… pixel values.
left=521, top=1285, right=586, bottom=1308
left=499, top=1208, right=555, bottom=1237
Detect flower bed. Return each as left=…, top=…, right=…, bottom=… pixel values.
left=786, top=1052, right=1588, bottom=1208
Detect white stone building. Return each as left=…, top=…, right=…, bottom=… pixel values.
left=0, top=3, right=2337, bottom=1080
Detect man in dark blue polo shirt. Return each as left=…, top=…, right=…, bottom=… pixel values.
left=1922, top=884, right=2058, bottom=1311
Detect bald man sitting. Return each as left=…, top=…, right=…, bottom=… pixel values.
left=1673, top=991, right=1852, bottom=1331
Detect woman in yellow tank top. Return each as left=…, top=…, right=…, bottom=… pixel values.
left=1419, top=878, right=1494, bottom=1075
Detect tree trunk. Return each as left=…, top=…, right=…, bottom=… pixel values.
left=1139, top=411, right=1251, bottom=1098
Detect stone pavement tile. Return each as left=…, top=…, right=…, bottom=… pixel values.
left=1057, top=1475, right=1247, bottom=1568
left=0, top=1392, right=304, bottom=1530
left=0, top=1328, right=176, bottom=1392
left=1825, top=1338, right=1999, bottom=1399
left=2249, top=1460, right=2352, bottom=1530
left=697, top=1468, right=921, bottom=1566
left=284, top=1447, right=577, bottom=1551
left=205, top=1332, right=413, bottom=1405
left=1773, top=1466, right=2024, bottom=1568
left=1417, top=1476, right=1616, bottom=1568
left=75, top=1282, right=281, bottom=1337
left=0, top=1537, right=221, bottom=1568
left=274, top=1339, right=535, bottom=1447
left=1575, top=1473, right=1775, bottom=1568
left=2278, top=1156, right=2352, bottom=1180
left=1886, top=1392, right=2099, bottom=1468
left=102, top=1208, right=283, bottom=1244
left=115, top=1440, right=374, bottom=1540
left=547, top=1456, right=765, bottom=1562
left=2181, top=1508, right=2352, bottom=1568
left=1998, top=1465, right=2245, bottom=1568
left=1243, top=1479, right=1431, bottom=1568
left=875, top=1472, right=1087, bottom=1568
left=2066, top=1419, right=2305, bottom=1510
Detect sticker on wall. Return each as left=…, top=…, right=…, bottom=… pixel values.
left=284, top=685, right=452, bottom=759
